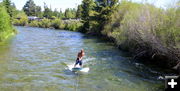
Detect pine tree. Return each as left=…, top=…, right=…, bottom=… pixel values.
left=35, top=6, right=42, bottom=17
left=43, top=3, right=53, bottom=18
left=95, top=0, right=118, bottom=31
left=76, top=5, right=83, bottom=18
left=81, top=0, right=96, bottom=33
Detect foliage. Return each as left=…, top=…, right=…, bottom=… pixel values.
left=59, top=9, right=65, bottom=18
left=23, top=0, right=42, bottom=17
left=64, top=21, right=83, bottom=31
left=43, top=3, right=53, bottom=18
left=50, top=18, right=65, bottom=29
left=23, top=0, right=36, bottom=16
left=76, top=5, right=83, bottom=18
left=80, top=0, right=96, bottom=33
left=94, top=0, right=118, bottom=32
left=29, top=20, right=39, bottom=27
left=13, top=11, right=28, bottom=26
left=3, top=0, right=17, bottom=20
left=101, top=1, right=180, bottom=67
left=38, top=18, right=51, bottom=28
left=28, top=17, right=82, bottom=31
left=53, top=8, right=60, bottom=18
left=79, top=0, right=118, bottom=33
left=0, top=4, right=14, bottom=41
left=35, top=6, right=42, bottom=17
left=64, top=8, right=76, bottom=18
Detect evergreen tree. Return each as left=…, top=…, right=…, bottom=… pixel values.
left=23, top=0, right=36, bottom=16
left=76, top=5, right=83, bottom=18
left=35, top=6, right=42, bottom=17
left=95, top=0, right=118, bottom=32
left=59, top=9, right=65, bottom=18
left=81, top=0, right=96, bottom=33
left=53, top=8, right=59, bottom=17
left=43, top=3, right=53, bottom=18
left=64, top=8, right=76, bottom=18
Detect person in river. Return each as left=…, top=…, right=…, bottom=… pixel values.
left=74, top=49, right=85, bottom=68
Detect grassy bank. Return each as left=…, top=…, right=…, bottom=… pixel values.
left=0, top=4, right=15, bottom=42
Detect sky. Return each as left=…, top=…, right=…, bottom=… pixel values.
left=2, top=0, right=179, bottom=12
left=10, top=0, right=82, bottom=12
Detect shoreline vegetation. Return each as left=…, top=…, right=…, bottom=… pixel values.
left=1, top=0, right=180, bottom=74
left=13, top=18, right=83, bottom=31
left=0, top=2, right=16, bottom=42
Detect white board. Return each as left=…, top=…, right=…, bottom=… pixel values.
left=67, top=64, right=89, bottom=73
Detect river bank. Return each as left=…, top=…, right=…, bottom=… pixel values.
left=13, top=18, right=83, bottom=31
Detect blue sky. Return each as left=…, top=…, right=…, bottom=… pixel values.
left=8, top=0, right=179, bottom=12
left=10, top=0, right=82, bottom=12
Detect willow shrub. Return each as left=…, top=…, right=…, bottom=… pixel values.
left=0, top=4, right=14, bottom=41
left=28, top=18, right=82, bottom=31
left=102, top=1, right=180, bottom=67
left=13, top=11, right=28, bottom=26
left=64, top=21, right=83, bottom=31
left=38, top=18, right=51, bottom=28
left=50, top=18, right=65, bottom=29
left=29, top=20, right=39, bottom=27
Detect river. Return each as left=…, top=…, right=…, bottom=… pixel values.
left=0, top=26, right=164, bottom=91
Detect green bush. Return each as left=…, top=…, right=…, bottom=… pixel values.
left=101, top=1, right=180, bottom=67
left=13, top=11, right=28, bottom=26
left=65, top=21, right=82, bottom=31
left=38, top=18, right=51, bottom=28
left=29, top=20, right=39, bottom=27
left=0, top=4, right=14, bottom=41
left=50, top=18, right=65, bottom=29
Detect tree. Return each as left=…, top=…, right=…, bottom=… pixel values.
left=64, top=8, right=76, bottom=18
left=23, top=0, right=36, bottom=16
left=94, top=0, right=118, bottom=32
left=76, top=5, right=83, bottom=18
left=3, top=0, right=16, bottom=20
left=43, top=3, right=53, bottom=18
left=81, top=0, right=96, bottom=33
left=59, top=9, right=65, bottom=18
left=53, top=8, right=59, bottom=17
left=35, top=6, right=42, bottom=17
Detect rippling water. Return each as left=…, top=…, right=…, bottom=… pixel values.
left=0, top=26, right=164, bottom=91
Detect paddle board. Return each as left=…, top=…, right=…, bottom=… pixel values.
left=67, top=64, right=89, bottom=72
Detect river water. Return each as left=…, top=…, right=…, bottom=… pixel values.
left=0, top=26, right=164, bottom=91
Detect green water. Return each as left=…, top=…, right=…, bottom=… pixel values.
left=0, top=26, right=164, bottom=91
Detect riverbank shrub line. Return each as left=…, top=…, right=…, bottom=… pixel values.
left=0, top=4, right=15, bottom=42
left=101, top=1, right=180, bottom=71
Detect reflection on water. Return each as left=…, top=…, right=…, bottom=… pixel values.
left=0, top=26, right=163, bottom=91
